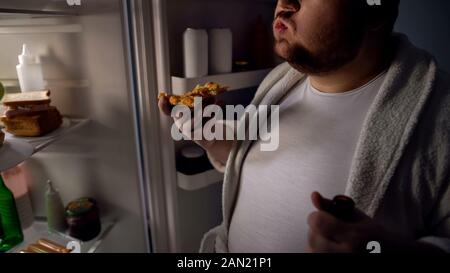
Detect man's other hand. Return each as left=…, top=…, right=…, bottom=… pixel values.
left=306, top=192, right=444, bottom=253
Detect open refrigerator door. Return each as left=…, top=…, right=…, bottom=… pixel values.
left=0, top=0, right=278, bottom=253
left=0, top=0, right=152, bottom=253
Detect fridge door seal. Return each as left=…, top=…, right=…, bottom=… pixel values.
left=121, top=0, right=153, bottom=253
left=123, top=0, right=180, bottom=253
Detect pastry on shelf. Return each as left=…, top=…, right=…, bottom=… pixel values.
left=158, top=82, right=228, bottom=109
left=20, top=238, right=71, bottom=253
left=0, top=90, right=63, bottom=137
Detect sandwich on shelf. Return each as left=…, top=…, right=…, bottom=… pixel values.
left=0, top=90, right=63, bottom=137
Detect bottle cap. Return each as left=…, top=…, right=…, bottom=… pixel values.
left=46, top=180, right=57, bottom=194
left=66, top=197, right=98, bottom=217
left=18, top=44, right=37, bottom=65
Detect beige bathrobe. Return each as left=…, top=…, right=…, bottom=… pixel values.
left=200, top=34, right=450, bottom=253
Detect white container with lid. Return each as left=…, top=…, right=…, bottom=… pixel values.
left=183, top=28, right=208, bottom=78
left=16, top=44, right=45, bottom=92
left=209, top=28, right=233, bottom=74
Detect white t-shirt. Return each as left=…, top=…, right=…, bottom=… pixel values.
left=228, top=72, right=386, bottom=253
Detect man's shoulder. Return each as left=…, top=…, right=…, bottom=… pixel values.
left=432, top=69, right=450, bottom=116
left=259, top=62, right=293, bottom=88
left=253, top=62, right=304, bottom=102
left=269, top=62, right=293, bottom=75
left=437, top=69, right=450, bottom=92
left=419, top=68, right=450, bottom=143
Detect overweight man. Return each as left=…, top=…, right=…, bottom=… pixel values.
left=159, top=0, right=450, bottom=253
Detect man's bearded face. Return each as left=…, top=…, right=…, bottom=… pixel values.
left=273, top=0, right=367, bottom=74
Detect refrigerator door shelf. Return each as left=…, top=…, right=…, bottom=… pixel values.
left=0, top=0, right=80, bottom=17
left=171, top=68, right=272, bottom=95
left=0, top=24, right=82, bottom=34
left=0, top=138, right=34, bottom=172
left=7, top=219, right=116, bottom=253
left=0, top=79, right=90, bottom=92
left=177, top=169, right=224, bottom=191
left=0, top=117, right=89, bottom=172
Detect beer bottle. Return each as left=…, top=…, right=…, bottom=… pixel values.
left=0, top=175, right=24, bottom=252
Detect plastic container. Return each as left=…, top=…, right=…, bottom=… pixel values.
left=16, top=44, right=45, bottom=92
left=176, top=145, right=214, bottom=175
left=183, top=28, right=208, bottom=78
left=209, top=28, right=233, bottom=74
left=45, top=180, right=67, bottom=233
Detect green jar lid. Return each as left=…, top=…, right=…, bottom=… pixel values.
left=66, top=197, right=97, bottom=217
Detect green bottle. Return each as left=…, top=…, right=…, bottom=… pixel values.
left=0, top=214, right=4, bottom=244
left=0, top=175, right=24, bottom=252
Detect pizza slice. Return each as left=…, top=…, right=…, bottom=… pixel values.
left=158, top=82, right=228, bottom=109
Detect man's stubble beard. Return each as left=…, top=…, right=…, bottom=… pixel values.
left=275, top=23, right=366, bottom=75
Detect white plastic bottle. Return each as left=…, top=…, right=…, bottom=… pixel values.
left=45, top=180, right=67, bottom=233
left=183, top=28, right=208, bottom=78
left=209, top=28, right=233, bottom=74
left=16, top=44, right=45, bottom=92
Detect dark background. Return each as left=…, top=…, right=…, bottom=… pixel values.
left=395, top=0, right=450, bottom=72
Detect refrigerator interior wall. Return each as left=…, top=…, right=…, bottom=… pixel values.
left=164, top=0, right=277, bottom=253
left=0, top=0, right=149, bottom=252
left=167, top=0, right=277, bottom=77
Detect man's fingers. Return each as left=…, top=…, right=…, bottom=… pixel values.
left=307, top=211, right=352, bottom=242
left=307, top=229, right=345, bottom=253
left=158, top=96, right=172, bottom=116
left=311, top=191, right=334, bottom=212
left=175, top=116, right=204, bottom=136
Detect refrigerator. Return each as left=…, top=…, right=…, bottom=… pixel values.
left=0, top=0, right=277, bottom=253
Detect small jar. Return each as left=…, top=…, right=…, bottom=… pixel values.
left=65, top=198, right=101, bottom=242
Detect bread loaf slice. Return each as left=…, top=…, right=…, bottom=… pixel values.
left=0, top=107, right=62, bottom=137
left=2, top=91, right=51, bottom=107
